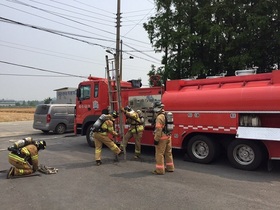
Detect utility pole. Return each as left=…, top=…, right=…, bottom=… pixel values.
left=115, top=0, right=126, bottom=159
left=120, top=39, right=123, bottom=81
left=115, top=0, right=121, bottom=76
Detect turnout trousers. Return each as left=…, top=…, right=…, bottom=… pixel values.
left=121, top=130, right=143, bottom=157
left=94, top=132, right=121, bottom=161
left=8, top=155, right=33, bottom=176
left=154, top=138, right=175, bottom=175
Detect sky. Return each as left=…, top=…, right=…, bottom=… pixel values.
left=0, top=0, right=162, bottom=101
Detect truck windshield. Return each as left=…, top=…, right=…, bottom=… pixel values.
left=79, top=85, right=91, bottom=100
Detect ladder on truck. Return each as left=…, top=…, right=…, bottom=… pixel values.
left=105, top=55, right=126, bottom=159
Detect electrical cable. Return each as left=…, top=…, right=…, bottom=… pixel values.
left=0, top=60, right=87, bottom=78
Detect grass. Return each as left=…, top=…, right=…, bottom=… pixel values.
left=0, top=107, right=35, bottom=122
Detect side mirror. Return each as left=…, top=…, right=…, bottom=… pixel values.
left=76, top=89, right=81, bottom=98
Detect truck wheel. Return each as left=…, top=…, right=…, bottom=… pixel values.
left=227, top=140, right=263, bottom=171
left=55, top=123, right=66, bottom=134
left=86, top=124, right=95, bottom=148
left=187, top=135, right=217, bottom=164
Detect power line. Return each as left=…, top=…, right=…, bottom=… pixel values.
left=122, top=7, right=154, bottom=37
left=0, top=39, right=102, bottom=61
left=49, top=0, right=114, bottom=19
left=0, top=17, right=161, bottom=64
left=0, top=60, right=87, bottom=78
left=1, top=2, right=152, bottom=47
left=0, top=17, right=112, bottom=49
left=72, top=0, right=113, bottom=14
left=123, top=42, right=161, bottom=63
left=0, top=42, right=104, bottom=65
left=29, top=0, right=115, bottom=27
left=5, top=0, right=117, bottom=36
left=0, top=73, right=71, bottom=77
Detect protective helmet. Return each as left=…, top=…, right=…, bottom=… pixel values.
left=111, top=110, right=119, bottom=119
left=153, top=101, right=164, bottom=113
left=124, top=106, right=132, bottom=112
left=36, top=140, right=46, bottom=150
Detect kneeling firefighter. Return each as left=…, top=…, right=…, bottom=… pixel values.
left=7, top=137, right=46, bottom=179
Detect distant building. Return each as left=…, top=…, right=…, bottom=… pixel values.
left=0, top=99, right=16, bottom=107
left=54, top=87, right=76, bottom=104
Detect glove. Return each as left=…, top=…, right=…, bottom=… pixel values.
left=154, top=140, right=159, bottom=145
left=7, top=146, right=13, bottom=151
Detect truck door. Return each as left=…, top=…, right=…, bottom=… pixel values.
left=76, top=83, right=92, bottom=127
left=76, top=81, right=106, bottom=129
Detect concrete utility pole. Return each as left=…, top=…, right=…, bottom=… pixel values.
left=114, top=0, right=126, bottom=159
left=115, top=0, right=121, bottom=76
left=120, top=39, right=123, bottom=81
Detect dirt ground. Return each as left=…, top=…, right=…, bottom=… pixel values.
left=0, top=107, right=35, bottom=122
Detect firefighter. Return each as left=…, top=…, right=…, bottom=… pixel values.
left=152, top=102, right=175, bottom=175
left=120, top=105, right=144, bottom=159
left=93, top=110, right=123, bottom=166
left=7, top=139, right=46, bottom=179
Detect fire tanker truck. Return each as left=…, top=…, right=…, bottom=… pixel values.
left=75, top=69, right=280, bottom=171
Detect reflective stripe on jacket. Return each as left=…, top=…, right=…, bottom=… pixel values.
left=154, top=112, right=169, bottom=141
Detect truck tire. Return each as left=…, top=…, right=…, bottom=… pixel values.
left=187, top=135, right=218, bottom=164
left=55, top=123, right=66, bottom=134
left=227, top=140, right=263, bottom=171
left=86, top=124, right=95, bottom=148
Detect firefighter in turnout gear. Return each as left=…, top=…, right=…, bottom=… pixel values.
left=93, top=111, right=123, bottom=166
left=152, top=102, right=174, bottom=175
left=120, top=105, right=144, bottom=159
left=7, top=138, right=46, bottom=179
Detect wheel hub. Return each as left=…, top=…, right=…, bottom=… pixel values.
left=234, top=145, right=254, bottom=165
left=192, top=141, right=209, bottom=159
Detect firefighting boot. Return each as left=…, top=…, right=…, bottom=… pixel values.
left=134, top=154, right=141, bottom=160
left=152, top=170, right=164, bottom=175
left=96, top=160, right=102, bottom=166
left=118, top=150, right=124, bottom=157
left=6, top=167, right=15, bottom=179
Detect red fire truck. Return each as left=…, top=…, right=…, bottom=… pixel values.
left=75, top=69, right=280, bottom=170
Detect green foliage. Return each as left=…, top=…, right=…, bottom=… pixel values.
left=144, top=0, right=280, bottom=80
left=44, top=97, right=52, bottom=104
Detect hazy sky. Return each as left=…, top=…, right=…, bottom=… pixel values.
left=0, top=0, right=162, bottom=101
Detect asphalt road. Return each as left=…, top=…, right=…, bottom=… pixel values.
left=1, top=121, right=280, bottom=210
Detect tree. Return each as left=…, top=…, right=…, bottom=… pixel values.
left=44, top=97, right=52, bottom=104
left=144, top=0, right=280, bottom=80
